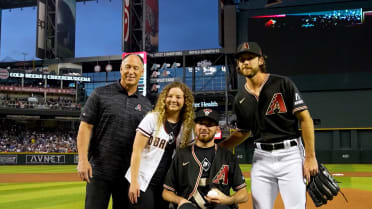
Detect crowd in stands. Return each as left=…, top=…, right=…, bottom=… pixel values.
left=0, top=93, right=81, bottom=110
left=0, top=119, right=77, bottom=153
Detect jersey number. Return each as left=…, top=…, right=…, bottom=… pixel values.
left=213, top=165, right=229, bottom=185
left=266, top=93, right=287, bottom=115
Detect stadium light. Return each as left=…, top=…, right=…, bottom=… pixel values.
left=105, top=64, right=112, bottom=72
left=94, top=59, right=101, bottom=72
left=151, top=63, right=160, bottom=71
left=171, top=62, right=181, bottom=69
left=94, top=64, right=101, bottom=72
left=106, top=57, right=112, bottom=72
left=161, top=63, right=170, bottom=69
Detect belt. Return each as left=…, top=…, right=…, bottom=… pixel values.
left=255, top=140, right=297, bottom=151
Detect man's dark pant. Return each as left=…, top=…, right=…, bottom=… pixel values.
left=85, top=177, right=129, bottom=209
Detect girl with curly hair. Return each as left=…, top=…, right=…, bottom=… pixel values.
left=126, top=81, right=195, bottom=209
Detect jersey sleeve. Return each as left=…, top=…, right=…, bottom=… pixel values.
left=285, top=78, right=308, bottom=114
left=163, top=151, right=179, bottom=192
left=80, top=89, right=99, bottom=125
left=230, top=153, right=247, bottom=191
left=136, top=112, right=157, bottom=138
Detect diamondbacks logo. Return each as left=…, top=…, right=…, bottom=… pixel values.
left=202, top=158, right=211, bottom=172
left=135, top=104, right=142, bottom=111
left=266, top=93, right=287, bottom=115
left=203, top=109, right=212, bottom=116
left=212, top=165, right=229, bottom=185
left=242, top=42, right=250, bottom=49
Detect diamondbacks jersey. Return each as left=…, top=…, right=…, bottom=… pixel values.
left=234, top=74, right=308, bottom=142
left=163, top=144, right=246, bottom=201
left=80, top=81, right=152, bottom=180
left=125, top=112, right=184, bottom=192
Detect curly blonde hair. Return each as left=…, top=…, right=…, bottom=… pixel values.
left=153, top=81, right=194, bottom=148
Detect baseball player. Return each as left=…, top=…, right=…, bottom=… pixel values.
left=163, top=109, right=248, bottom=209
left=220, top=42, right=318, bottom=209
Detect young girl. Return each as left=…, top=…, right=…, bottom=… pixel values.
left=127, top=81, right=194, bottom=209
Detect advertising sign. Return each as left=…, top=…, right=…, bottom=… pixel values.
left=7, top=73, right=90, bottom=82
left=26, top=155, right=66, bottom=164
left=0, top=155, right=17, bottom=165
left=74, top=154, right=79, bottom=164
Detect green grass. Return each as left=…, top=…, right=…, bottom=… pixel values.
left=239, top=164, right=252, bottom=172
left=1, top=163, right=370, bottom=174
left=334, top=177, right=372, bottom=191
left=322, top=164, right=372, bottom=172
left=0, top=182, right=86, bottom=209
left=0, top=164, right=371, bottom=209
left=0, top=165, right=77, bottom=174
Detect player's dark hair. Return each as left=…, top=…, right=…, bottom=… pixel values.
left=260, top=56, right=267, bottom=73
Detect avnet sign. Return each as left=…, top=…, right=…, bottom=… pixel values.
left=26, top=155, right=66, bottom=164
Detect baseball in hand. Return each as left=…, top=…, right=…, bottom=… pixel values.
left=207, top=189, right=218, bottom=198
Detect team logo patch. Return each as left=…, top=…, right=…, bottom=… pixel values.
left=243, top=42, right=250, bottom=49
left=135, top=104, right=142, bottom=111
left=212, top=165, right=229, bottom=185
left=203, top=109, right=212, bottom=116
left=266, top=93, right=287, bottom=115
left=294, top=93, right=304, bottom=106
left=202, top=158, right=211, bottom=172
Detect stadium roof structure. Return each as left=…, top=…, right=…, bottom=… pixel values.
left=0, top=0, right=93, bottom=9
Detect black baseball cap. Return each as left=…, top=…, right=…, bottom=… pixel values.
left=195, top=109, right=219, bottom=124
left=235, top=42, right=263, bottom=57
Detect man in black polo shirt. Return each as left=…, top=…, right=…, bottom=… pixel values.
left=220, top=42, right=318, bottom=209
left=77, top=54, right=152, bottom=209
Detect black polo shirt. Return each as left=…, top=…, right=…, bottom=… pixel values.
left=234, top=74, right=308, bottom=142
left=80, top=80, right=152, bottom=180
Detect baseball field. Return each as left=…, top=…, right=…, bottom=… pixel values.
left=0, top=164, right=371, bottom=209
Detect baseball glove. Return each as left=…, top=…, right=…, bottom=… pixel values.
left=307, top=163, right=347, bottom=207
